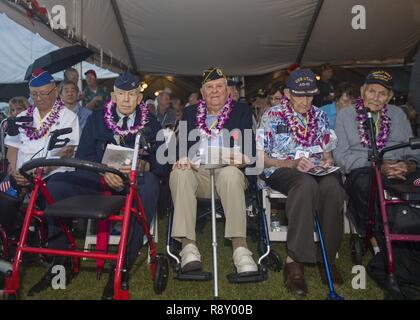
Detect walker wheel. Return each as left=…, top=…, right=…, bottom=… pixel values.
left=153, top=254, right=169, bottom=294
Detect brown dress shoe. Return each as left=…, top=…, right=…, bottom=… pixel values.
left=317, top=262, right=344, bottom=286
left=283, top=262, right=307, bottom=297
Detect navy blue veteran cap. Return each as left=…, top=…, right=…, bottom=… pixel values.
left=202, top=67, right=226, bottom=85
left=365, top=70, right=393, bottom=90
left=286, top=69, right=320, bottom=96
left=114, top=71, right=140, bottom=91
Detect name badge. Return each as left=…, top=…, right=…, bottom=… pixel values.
left=294, top=149, right=310, bottom=159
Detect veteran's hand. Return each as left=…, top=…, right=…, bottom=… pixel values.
left=58, top=146, right=75, bottom=159
left=11, top=169, right=30, bottom=186
left=103, top=172, right=124, bottom=191
left=319, top=157, right=334, bottom=169
left=173, top=157, right=197, bottom=170
left=292, top=157, right=315, bottom=173
left=383, top=161, right=412, bottom=180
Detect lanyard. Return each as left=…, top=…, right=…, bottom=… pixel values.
left=303, top=113, right=309, bottom=138
left=209, top=119, right=218, bottom=130
left=375, top=111, right=381, bottom=137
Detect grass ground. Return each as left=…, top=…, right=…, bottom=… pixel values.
left=12, top=214, right=386, bottom=301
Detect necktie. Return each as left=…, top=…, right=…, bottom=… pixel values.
left=121, top=116, right=129, bottom=131
left=119, top=116, right=129, bottom=146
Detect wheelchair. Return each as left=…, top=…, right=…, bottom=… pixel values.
left=166, top=168, right=282, bottom=298
left=2, top=128, right=168, bottom=299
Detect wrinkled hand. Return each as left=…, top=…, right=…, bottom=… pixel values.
left=381, top=160, right=409, bottom=180
left=173, top=157, right=197, bottom=170
left=102, top=172, right=124, bottom=191
left=58, top=146, right=75, bottom=159
left=11, top=169, right=30, bottom=186
left=292, top=157, right=314, bottom=173
left=119, top=165, right=131, bottom=175
left=319, top=157, right=334, bottom=169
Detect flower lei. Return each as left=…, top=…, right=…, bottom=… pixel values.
left=104, top=100, right=149, bottom=136
left=279, top=96, right=318, bottom=147
left=24, top=98, right=65, bottom=140
left=196, top=96, right=233, bottom=137
left=355, top=97, right=391, bottom=150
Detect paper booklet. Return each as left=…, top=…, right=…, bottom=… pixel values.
left=307, top=166, right=340, bottom=176
left=193, top=146, right=241, bottom=166
left=101, top=144, right=134, bottom=169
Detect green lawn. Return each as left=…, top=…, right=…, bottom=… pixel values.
left=13, top=214, right=386, bottom=300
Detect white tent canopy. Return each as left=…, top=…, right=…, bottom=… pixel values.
left=0, top=13, right=118, bottom=84
left=1, top=0, right=420, bottom=77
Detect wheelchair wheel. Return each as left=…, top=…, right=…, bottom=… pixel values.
left=350, top=234, right=365, bottom=265
left=153, top=254, right=169, bottom=295
left=264, top=250, right=283, bottom=272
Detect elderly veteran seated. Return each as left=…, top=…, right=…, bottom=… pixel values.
left=5, top=68, right=79, bottom=187
left=169, top=67, right=258, bottom=275
left=334, top=70, right=420, bottom=254
left=257, top=69, right=345, bottom=297
left=27, top=71, right=165, bottom=300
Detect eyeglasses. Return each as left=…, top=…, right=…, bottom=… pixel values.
left=30, top=87, right=56, bottom=99
left=271, top=96, right=283, bottom=101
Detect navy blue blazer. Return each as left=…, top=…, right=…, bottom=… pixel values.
left=76, top=107, right=166, bottom=178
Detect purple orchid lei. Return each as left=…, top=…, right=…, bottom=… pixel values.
left=24, top=98, right=65, bottom=140
left=279, top=96, right=318, bottom=147
left=196, top=96, right=233, bottom=137
left=104, top=99, right=149, bottom=136
left=355, top=97, right=391, bottom=150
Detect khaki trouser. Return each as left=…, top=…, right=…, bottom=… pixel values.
left=170, top=166, right=247, bottom=241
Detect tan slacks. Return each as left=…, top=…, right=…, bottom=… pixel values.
left=169, top=166, right=247, bottom=241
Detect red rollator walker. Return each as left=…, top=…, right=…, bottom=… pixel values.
left=364, top=111, right=420, bottom=296
left=3, top=128, right=168, bottom=299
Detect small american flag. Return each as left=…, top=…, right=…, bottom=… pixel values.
left=0, top=175, right=11, bottom=193
left=413, top=178, right=420, bottom=187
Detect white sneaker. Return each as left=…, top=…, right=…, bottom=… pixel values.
left=179, top=243, right=202, bottom=272
left=233, top=247, right=258, bottom=274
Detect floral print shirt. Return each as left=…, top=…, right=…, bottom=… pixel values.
left=256, top=102, right=337, bottom=178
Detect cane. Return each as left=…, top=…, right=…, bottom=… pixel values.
left=314, top=210, right=344, bottom=300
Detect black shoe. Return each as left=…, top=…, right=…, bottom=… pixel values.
left=27, top=257, right=75, bottom=297
left=101, top=268, right=129, bottom=300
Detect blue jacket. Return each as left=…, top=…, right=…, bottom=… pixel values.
left=76, top=107, right=166, bottom=178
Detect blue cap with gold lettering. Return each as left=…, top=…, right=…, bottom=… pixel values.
left=286, top=68, right=320, bottom=96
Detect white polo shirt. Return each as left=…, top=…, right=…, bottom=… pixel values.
left=5, top=105, right=80, bottom=173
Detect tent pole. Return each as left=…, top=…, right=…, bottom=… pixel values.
left=111, top=0, right=138, bottom=73
left=75, top=0, right=83, bottom=90
left=240, top=76, right=246, bottom=98
left=296, top=0, right=324, bottom=65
